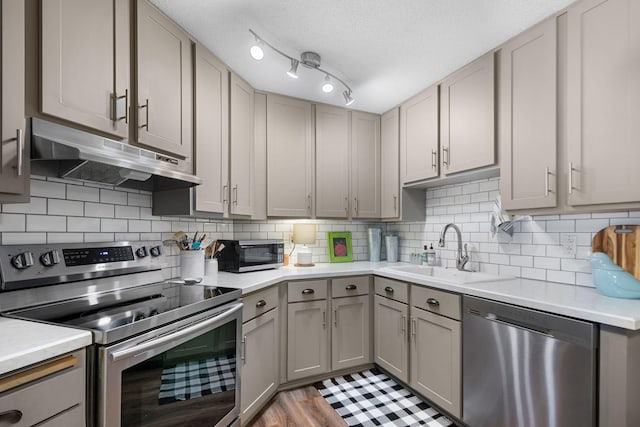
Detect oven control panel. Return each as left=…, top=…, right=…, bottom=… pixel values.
left=0, top=241, right=166, bottom=292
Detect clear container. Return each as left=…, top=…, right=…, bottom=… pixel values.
left=368, top=228, right=382, bottom=262
left=385, top=235, right=398, bottom=263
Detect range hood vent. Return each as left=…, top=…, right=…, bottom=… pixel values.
left=30, top=118, right=202, bottom=191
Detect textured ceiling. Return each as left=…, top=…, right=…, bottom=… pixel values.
left=149, top=0, right=574, bottom=114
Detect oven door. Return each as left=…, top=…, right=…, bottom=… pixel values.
left=99, top=302, right=242, bottom=427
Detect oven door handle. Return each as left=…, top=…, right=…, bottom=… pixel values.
left=110, top=302, right=243, bottom=362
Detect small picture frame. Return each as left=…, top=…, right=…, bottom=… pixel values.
left=327, top=232, right=353, bottom=263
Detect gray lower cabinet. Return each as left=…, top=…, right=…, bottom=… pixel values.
left=287, top=299, right=330, bottom=381
left=374, top=294, right=408, bottom=383
left=331, top=295, right=371, bottom=371
left=410, top=286, right=461, bottom=418
left=240, top=307, right=279, bottom=425
left=0, top=350, right=85, bottom=427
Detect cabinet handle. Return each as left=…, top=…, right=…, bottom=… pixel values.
left=233, top=185, right=238, bottom=205
left=14, top=128, right=24, bottom=176
left=345, top=284, right=357, bottom=291
left=223, top=183, right=229, bottom=203
left=568, top=162, right=576, bottom=195
left=344, top=196, right=348, bottom=214
left=384, top=286, right=394, bottom=294
left=322, top=310, right=326, bottom=329
left=301, top=289, right=315, bottom=295
left=113, top=89, right=129, bottom=123
left=256, top=300, right=266, bottom=308
left=354, top=197, right=359, bottom=216
left=401, top=314, right=406, bottom=335
left=412, top=318, right=417, bottom=340
left=138, top=99, right=149, bottom=130
left=431, top=150, right=437, bottom=169
left=393, top=195, right=397, bottom=213
left=545, top=167, right=552, bottom=197
left=241, top=336, right=246, bottom=362
left=307, top=194, right=312, bottom=214
left=442, top=147, right=449, bottom=168
left=426, top=298, right=440, bottom=307
left=334, top=309, right=338, bottom=327
left=0, top=410, right=22, bottom=424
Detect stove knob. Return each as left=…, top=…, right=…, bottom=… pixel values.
left=136, top=247, right=148, bottom=258
left=149, top=246, right=162, bottom=257
left=149, top=309, right=160, bottom=316
left=40, top=250, right=61, bottom=267
left=133, top=312, right=146, bottom=321
left=11, top=252, right=34, bottom=270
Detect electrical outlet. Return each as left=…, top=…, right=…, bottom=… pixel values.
left=562, top=234, right=577, bottom=256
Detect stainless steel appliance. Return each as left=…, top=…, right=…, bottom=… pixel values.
left=216, top=239, right=284, bottom=273
left=463, top=296, right=597, bottom=427
left=0, top=242, right=242, bottom=427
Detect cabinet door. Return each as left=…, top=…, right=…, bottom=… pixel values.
left=229, top=73, right=254, bottom=216
left=374, top=295, right=408, bottom=383
left=194, top=44, right=228, bottom=214
left=267, top=94, right=314, bottom=217
left=351, top=111, right=381, bottom=218
left=440, top=52, right=495, bottom=175
left=410, top=307, right=461, bottom=418
left=136, top=0, right=192, bottom=159
left=381, top=108, right=400, bottom=219
left=332, top=295, right=371, bottom=371
left=315, top=104, right=350, bottom=218
left=287, top=300, right=329, bottom=381
left=0, top=0, right=28, bottom=202
left=41, top=0, right=129, bottom=138
left=567, top=0, right=640, bottom=206
left=241, top=308, right=279, bottom=424
left=400, top=85, right=439, bottom=183
left=500, top=18, right=557, bottom=210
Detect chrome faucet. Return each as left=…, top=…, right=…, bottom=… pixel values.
left=438, top=223, right=471, bottom=271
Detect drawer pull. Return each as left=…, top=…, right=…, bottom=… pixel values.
left=302, top=289, right=315, bottom=295
left=256, top=300, right=267, bottom=308
left=0, top=410, right=22, bottom=424
left=345, top=284, right=357, bottom=291
left=384, top=286, right=394, bottom=293
left=426, top=298, right=440, bottom=307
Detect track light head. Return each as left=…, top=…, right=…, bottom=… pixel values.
left=287, top=59, right=299, bottom=79
left=322, top=75, right=334, bottom=93
left=250, top=35, right=264, bottom=60
left=343, top=90, right=355, bottom=106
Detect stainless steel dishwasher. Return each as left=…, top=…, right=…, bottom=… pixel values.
left=462, top=296, right=597, bottom=427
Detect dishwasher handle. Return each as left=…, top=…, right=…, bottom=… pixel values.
left=485, top=312, right=554, bottom=338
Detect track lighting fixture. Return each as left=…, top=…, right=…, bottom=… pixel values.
left=249, top=29, right=354, bottom=105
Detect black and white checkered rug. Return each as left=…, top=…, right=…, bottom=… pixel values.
left=315, top=368, right=454, bottom=427
left=158, top=354, right=236, bottom=404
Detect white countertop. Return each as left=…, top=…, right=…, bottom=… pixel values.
left=215, top=261, right=640, bottom=330
left=0, top=318, right=92, bottom=376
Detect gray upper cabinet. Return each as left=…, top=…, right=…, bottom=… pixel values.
left=566, top=0, right=640, bottom=206
left=500, top=17, right=557, bottom=210
left=0, top=0, right=29, bottom=203
left=41, top=0, right=129, bottom=139
left=229, top=73, right=255, bottom=216
left=193, top=44, right=229, bottom=214
left=440, top=52, right=495, bottom=175
left=266, top=94, right=314, bottom=217
left=351, top=111, right=381, bottom=219
left=315, top=104, right=350, bottom=218
left=400, top=85, right=439, bottom=184
left=380, top=108, right=400, bottom=219
left=135, top=0, right=192, bottom=159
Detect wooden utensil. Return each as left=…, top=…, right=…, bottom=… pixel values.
left=592, top=225, right=640, bottom=280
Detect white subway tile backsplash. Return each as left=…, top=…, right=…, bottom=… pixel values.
left=100, top=189, right=127, bottom=205
left=101, top=219, right=128, bottom=232
left=2, top=232, right=46, bottom=245
left=547, top=270, right=575, bottom=285
left=48, top=199, right=84, bottom=216
left=68, top=217, right=100, bottom=232
left=66, top=185, right=100, bottom=202
left=2, top=198, right=47, bottom=215
left=85, top=233, right=115, bottom=242
left=127, top=193, right=152, bottom=208
left=85, top=202, right=115, bottom=218
left=129, top=220, right=151, bottom=233
left=115, top=205, right=140, bottom=219
left=27, top=215, right=66, bottom=232
left=576, top=219, right=610, bottom=233
left=30, top=180, right=66, bottom=199
left=47, top=232, right=83, bottom=243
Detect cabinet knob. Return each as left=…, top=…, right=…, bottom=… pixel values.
left=345, top=284, right=357, bottom=291
left=384, top=286, right=394, bottom=293
left=426, top=298, right=440, bottom=307
left=0, top=410, right=22, bottom=424
left=256, top=299, right=267, bottom=308
left=301, top=289, right=315, bottom=295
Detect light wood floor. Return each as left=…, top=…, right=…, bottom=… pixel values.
left=248, top=386, right=347, bottom=427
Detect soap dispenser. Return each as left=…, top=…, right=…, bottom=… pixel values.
left=426, top=244, right=437, bottom=266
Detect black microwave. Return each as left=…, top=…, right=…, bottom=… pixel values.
left=217, top=240, right=284, bottom=273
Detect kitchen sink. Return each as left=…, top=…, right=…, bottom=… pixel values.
left=381, top=264, right=513, bottom=284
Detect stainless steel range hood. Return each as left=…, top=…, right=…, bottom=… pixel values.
left=30, top=118, right=202, bottom=191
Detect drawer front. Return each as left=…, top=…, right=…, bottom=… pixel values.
left=411, top=285, right=460, bottom=320
left=243, top=286, right=279, bottom=322
left=331, top=276, right=370, bottom=298
left=0, top=351, right=85, bottom=427
left=374, top=277, right=408, bottom=304
left=287, top=280, right=328, bottom=302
